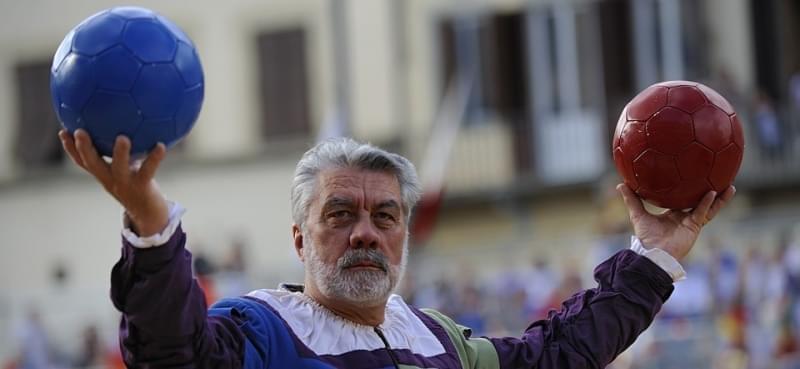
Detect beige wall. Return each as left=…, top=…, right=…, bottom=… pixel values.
left=704, top=0, right=755, bottom=91
left=0, top=159, right=306, bottom=292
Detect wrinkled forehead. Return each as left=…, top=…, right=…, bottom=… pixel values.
left=314, top=167, right=402, bottom=206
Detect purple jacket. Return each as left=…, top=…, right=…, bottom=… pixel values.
left=111, top=225, right=674, bottom=368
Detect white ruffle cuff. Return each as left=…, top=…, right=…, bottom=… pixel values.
left=121, top=201, right=186, bottom=248
left=629, top=236, right=687, bottom=282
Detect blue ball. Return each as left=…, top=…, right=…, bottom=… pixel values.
left=50, top=6, right=204, bottom=157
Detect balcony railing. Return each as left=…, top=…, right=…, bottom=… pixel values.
left=736, top=106, right=800, bottom=188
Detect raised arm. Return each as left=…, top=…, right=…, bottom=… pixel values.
left=488, top=185, right=736, bottom=369
left=489, top=248, right=673, bottom=369
left=59, top=130, right=249, bottom=368
left=111, top=223, right=245, bottom=367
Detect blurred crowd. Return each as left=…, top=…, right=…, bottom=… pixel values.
left=2, top=239, right=251, bottom=369
left=7, top=313, right=123, bottom=369
left=400, top=231, right=800, bottom=369
left=7, top=228, right=800, bottom=369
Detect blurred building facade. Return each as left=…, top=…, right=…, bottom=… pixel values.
left=1, top=0, right=800, bottom=367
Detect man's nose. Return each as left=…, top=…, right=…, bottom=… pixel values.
left=350, top=212, right=379, bottom=249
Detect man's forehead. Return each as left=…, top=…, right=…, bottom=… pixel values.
left=318, top=167, right=398, bottom=186
left=317, top=168, right=401, bottom=200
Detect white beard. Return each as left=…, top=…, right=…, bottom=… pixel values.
left=303, top=232, right=408, bottom=306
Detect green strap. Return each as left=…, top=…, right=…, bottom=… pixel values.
left=421, top=308, right=501, bottom=369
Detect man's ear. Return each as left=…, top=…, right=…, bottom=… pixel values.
left=292, top=224, right=304, bottom=261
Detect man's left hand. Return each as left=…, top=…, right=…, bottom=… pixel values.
left=617, top=184, right=736, bottom=261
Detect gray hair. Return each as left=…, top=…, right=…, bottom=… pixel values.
left=291, top=137, right=422, bottom=228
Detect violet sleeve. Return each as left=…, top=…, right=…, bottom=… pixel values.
left=110, top=224, right=245, bottom=368
left=489, top=249, right=675, bottom=369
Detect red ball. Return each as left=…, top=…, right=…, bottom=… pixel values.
left=612, top=80, right=744, bottom=209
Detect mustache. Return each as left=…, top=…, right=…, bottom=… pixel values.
left=337, top=249, right=389, bottom=272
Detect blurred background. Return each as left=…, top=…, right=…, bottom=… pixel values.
left=1, top=0, right=800, bottom=368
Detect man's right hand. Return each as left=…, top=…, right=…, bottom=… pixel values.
left=59, top=129, right=169, bottom=236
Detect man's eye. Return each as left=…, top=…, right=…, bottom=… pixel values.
left=376, top=212, right=396, bottom=222
left=330, top=210, right=351, bottom=219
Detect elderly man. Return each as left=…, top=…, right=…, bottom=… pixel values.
left=59, top=129, right=734, bottom=369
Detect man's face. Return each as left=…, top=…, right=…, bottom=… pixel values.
left=297, top=167, right=408, bottom=305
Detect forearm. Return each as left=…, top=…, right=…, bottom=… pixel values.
left=111, top=215, right=244, bottom=367
left=111, top=225, right=205, bottom=336
left=125, top=192, right=169, bottom=237
left=491, top=250, right=674, bottom=369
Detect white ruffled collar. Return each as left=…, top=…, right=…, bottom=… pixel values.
left=291, top=290, right=401, bottom=330
left=246, top=288, right=446, bottom=357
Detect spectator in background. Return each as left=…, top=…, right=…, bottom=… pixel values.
left=788, top=66, right=800, bottom=142
left=706, top=67, right=746, bottom=119
left=216, top=238, right=251, bottom=298
left=15, top=308, right=58, bottom=369
left=538, top=269, right=583, bottom=319
left=708, top=236, right=740, bottom=314
left=480, top=267, right=530, bottom=336
left=706, top=236, right=748, bottom=368
left=753, top=90, right=784, bottom=160
left=785, top=231, right=800, bottom=367
left=454, top=283, right=487, bottom=335
left=223, top=238, right=247, bottom=273
left=790, top=67, right=800, bottom=111
left=192, top=252, right=218, bottom=305
left=780, top=231, right=800, bottom=299
left=774, top=233, right=800, bottom=365
left=664, top=258, right=712, bottom=317
left=74, top=325, right=103, bottom=368
left=741, top=245, right=766, bottom=368
left=519, top=257, right=556, bottom=321
left=408, top=277, right=451, bottom=314
left=744, top=241, right=786, bottom=369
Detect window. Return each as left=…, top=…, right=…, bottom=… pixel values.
left=15, top=60, right=64, bottom=170
left=599, top=0, right=635, bottom=140
left=256, top=28, right=311, bottom=140
left=438, top=13, right=527, bottom=123
left=438, top=12, right=531, bottom=172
